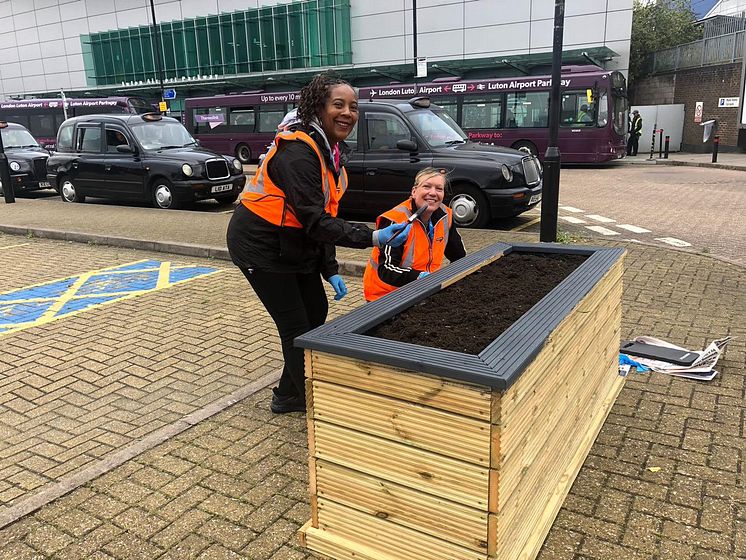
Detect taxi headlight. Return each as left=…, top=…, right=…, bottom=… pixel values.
left=232, top=158, right=242, bottom=171
left=181, top=163, right=193, bottom=177
left=9, top=161, right=21, bottom=172
left=501, top=164, right=513, bottom=182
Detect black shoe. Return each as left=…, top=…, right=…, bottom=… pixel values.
left=270, top=389, right=306, bottom=414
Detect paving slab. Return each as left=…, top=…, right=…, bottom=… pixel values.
left=0, top=231, right=743, bottom=559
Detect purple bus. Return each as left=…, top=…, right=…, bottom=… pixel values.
left=358, top=66, right=629, bottom=164
left=0, top=96, right=152, bottom=149
left=184, top=92, right=300, bottom=163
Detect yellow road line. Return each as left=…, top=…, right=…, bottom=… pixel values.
left=156, top=261, right=172, bottom=290
left=36, top=270, right=96, bottom=324
left=511, top=217, right=541, bottom=232
left=0, top=243, right=30, bottom=250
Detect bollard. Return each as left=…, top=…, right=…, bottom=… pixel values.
left=658, top=129, right=664, bottom=158
left=664, top=136, right=670, bottom=159
left=649, top=125, right=657, bottom=160
left=0, top=121, right=15, bottom=204
left=712, top=135, right=720, bottom=163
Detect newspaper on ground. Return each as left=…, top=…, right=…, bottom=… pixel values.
left=622, top=335, right=733, bottom=381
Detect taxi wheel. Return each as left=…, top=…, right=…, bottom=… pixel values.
left=60, top=177, right=85, bottom=203
left=448, top=184, right=490, bottom=229
left=236, top=144, right=252, bottom=164
left=151, top=179, right=181, bottom=210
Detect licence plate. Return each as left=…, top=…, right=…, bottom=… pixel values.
left=211, top=184, right=232, bottom=194
left=39, top=181, right=50, bottom=188
left=529, top=193, right=542, bottom=205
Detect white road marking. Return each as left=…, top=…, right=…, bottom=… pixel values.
left=586, top=214, right=616, bottom=223
left=560, top=216, right=587, bottom=224
left=617, top=224, right=651, bottom=234
left=585, top=225, right=620, bottom=236
left=559, top=205, right=584, bottom=213
left=655, top=237, right=692, bottom=247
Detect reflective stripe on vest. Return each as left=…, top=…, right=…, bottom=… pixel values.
left=363, top=200, right=452, bottom=301
left=241, top=130, right=347, bottom=227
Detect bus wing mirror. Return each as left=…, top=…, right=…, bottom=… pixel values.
left=396, top=139, right=418, bottom=152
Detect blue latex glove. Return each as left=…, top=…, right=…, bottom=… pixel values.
left=374, top=222, right=411, bottom=248
left=327, top=274, right=347, bottom=300
left=418, top=271, right=430, bottom=279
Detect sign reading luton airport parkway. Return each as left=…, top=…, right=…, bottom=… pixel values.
left=362, top=76, right=574, bottom=99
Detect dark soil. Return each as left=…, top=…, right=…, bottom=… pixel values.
left=366, top=252, right=588, bottom=355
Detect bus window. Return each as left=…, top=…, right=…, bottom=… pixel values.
left=28, top=114, right=57, bottom=138
left=57, top=124, right=74, bottom=152
left=257, top=105, right=285, bottom=133
left=597, top=92, right=609, bottom=127
left=560, top=91, right=596, bottom=126
left=435, top=95, right=459, bottom=122
left=462, top=96, right=503, bottom=129
left=3, top=114, right=30, bottom=129
left=506, top=92, right=549, bottom=128
left=128, top=97, right=153, bottom=114
left=229, top=107, right=256, bottom=131
left=193, top=107, right=227, bottom=134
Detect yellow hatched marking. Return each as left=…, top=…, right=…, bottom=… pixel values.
left=511, top=216, right=540, bottom=232
left=36, top=270, right=97, bottom=324
left=0, top=260, right=223, bottom=336
left=0, top=243, right=30, bottom=250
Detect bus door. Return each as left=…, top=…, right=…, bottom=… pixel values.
left=559, top=90, right=598, bottom=162
left=103, top=125, right=145, bottom=199
left=362, top=112, right=430, bottom=213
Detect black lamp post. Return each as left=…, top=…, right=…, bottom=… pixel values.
left=149, top=0, right=166, bottom=112
left=0, top=121, right=15, bottom=204
left=540, top=0, right=565, bottom=243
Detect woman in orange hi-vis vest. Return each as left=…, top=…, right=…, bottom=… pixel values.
left=363, top=167, right=466, bottom=302
left=226, top=72, right=410, bottom=414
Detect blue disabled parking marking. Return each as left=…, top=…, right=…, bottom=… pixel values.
left=0, top=259, right=221, bottom=336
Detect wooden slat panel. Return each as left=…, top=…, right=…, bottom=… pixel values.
left=303, top=523, right=396, bottom=560
left=313, top=420, right=489, bottom=510
left=312, top=381, right=491, bottom=465
left=316, top=460, right=489, bottom=552
left=310, top=352, right=492, bottom=420
left=317, top=499, right=488, bottom=560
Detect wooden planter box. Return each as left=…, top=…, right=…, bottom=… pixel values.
left=297, top=242, right=626, bottom=560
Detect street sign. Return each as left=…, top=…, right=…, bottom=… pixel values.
left=163, top=88, right=176, bottom=100
left=415, top=57, right=427, bottom=79
left=694, top=101, right=703, bottom=123
left=158, top=101, right=167, bottom=112
left=718, top=97, right=739, bottom=108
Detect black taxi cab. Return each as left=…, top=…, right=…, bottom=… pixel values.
left=0, top=122, right=51, bottom=196
left=46, top=113, right=246, bottom=209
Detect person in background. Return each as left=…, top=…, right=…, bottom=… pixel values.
left=627, top=109, right=643, bottom=156
left=577, top=104, right=593, bottom=124
left=226, top=72, right=411, bottom=414
left=363, top=167, right=466, bottom=302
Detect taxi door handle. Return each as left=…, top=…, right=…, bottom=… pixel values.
left=366, top=168, right=378, bottom=175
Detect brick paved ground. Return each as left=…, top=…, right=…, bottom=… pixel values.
left=0, top=232, right=743, bottom=559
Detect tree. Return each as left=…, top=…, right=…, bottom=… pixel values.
left=629, top=0, right=702, bottom=83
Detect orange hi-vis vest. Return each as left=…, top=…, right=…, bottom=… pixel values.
left=241, top=130, right=347, bottom=227
left=363, top=200, right=453, bottom=302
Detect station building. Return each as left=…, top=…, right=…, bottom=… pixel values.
left=0, top=0, right=633, bottom=107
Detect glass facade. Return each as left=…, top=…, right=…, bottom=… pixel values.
left=82, top=0, right=352, bottom=86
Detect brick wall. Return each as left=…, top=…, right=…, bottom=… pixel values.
left=629, top=62, right=744, bottom=152
left=630, top=74, right=676, bottom=105
left=674, top=62, right=743, bottom=151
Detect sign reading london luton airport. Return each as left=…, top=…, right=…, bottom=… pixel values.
left=359, top=77, right=574, bottom=99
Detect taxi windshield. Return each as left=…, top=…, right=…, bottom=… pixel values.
left=408, top=108, right=467, bottom=147
left=1, top=128, right=40, bottom=149
left=130, top=121, right=197, bottom=150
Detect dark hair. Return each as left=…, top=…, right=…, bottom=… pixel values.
left=296, top=72, right=355, bottom=125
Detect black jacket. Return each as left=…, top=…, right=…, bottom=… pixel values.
left=227, top=124, right=374, bottom=277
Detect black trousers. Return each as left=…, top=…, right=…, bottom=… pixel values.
left=627, top=133, right=639, bottom=156
left=241, top=268, right=328, bottom=399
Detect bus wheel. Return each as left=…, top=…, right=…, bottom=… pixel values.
left=152, top=179, right=181, bottom=210
left=236, top=144, right=252, bottom=164
left=60, top=177, right=85, bottom=203
left=448, top=184, right=490, bottom=228
left=512, top=140, right=538, bottom=157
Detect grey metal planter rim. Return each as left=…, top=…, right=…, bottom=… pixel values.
left=296, top=242, right=625, bottom=390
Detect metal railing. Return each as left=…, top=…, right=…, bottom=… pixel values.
left=649, top=30, right=746, bottom=73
